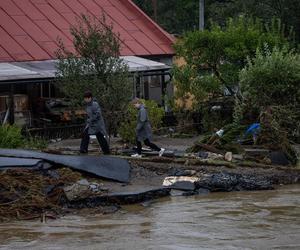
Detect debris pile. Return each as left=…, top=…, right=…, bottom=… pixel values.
left=162, top=170, right=274, bottom=195
left=189, top=122, right=296, bottom=166
left=0, top=168, right=81, bottom=222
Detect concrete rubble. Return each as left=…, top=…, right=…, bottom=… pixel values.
left=63, top=179, right=110, bottom=201
left=163, top=176, right=200, bottom=191
left=224, top=152, right=233, bottom=162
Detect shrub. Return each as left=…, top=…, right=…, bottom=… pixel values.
left=173, top=17, right=291, bottom=107
left=24, top=137, right=48, bottom=150
left=118, top=100, right=164, bottom=143
left=239, top=46, right=300, bottom=163
left=0, top=125, right=24, bottom=148
left=240, top=46, right=300, bottom=108
left=0, top=125, right=48, bottom=149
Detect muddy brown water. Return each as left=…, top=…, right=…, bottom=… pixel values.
left=0, top=185, right=299, bottom=250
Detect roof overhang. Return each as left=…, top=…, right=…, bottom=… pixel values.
left=0, top=56, right=171, bottom=83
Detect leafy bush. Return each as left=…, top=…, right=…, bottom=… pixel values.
left=238, top=47, right=300, bottom=163
left=240, top=46, right=300, bottom=108
left=173, top=17, right=291, bottom=107
left=24, top=137, right=48, bottom=150
left=118, top=100, right=164, bottom=143
left=0, top=125, right=48, bottom=149
left=0, top=125, right=24, bottom=148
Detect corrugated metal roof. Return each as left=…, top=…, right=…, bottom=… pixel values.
left=0, top=0, right=175, bottom=63
left=0, top=56, right=171, bottom=82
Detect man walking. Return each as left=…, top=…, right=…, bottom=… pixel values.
left=80, top=91, right=110, bottom=154
left=131, top=98, right=165, bottom=158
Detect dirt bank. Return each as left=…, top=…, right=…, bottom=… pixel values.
left=1, top=155, right=300, bottom=223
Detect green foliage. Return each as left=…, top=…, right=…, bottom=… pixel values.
left=134, top=0, right=198, bottom=35
left=24, top=137, right=48, bottom=150
left=238, top=46, right=300, bottom=163
left=134, top=0, right=300, bottom=42
left=207, top=0, right=300, bottom=42
left=271, top=106, right=300, bottom=143
left=240, top=46, right=300, bottom=108
left=118, top=100, right=164, bottom=143
left=219, top=123, right=247, bottom=146
left=258, top=108, right=298, bottom=164
left=56, top=14, right=131, bottom=136
left=232, top=97, right=245, bottom=125
left=118, top=105, right=136, bottom=144
left=0, top=125, right=24, bottom=148
left=173, top=17, right=290, bottom=107
left=0, top=125, right=47, bottom=149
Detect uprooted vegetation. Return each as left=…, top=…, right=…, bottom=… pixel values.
left=0, top=168, right=81, bottom=222
left=173, top=17, right=299, bottom=165
left=189, top=46, right=300, bottom=165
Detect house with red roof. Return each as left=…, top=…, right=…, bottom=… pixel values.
left=0, top=0, right=175, bottom=127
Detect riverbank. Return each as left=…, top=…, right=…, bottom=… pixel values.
left=1, top=136, right=299, bottom=222
left=1, top=185, right=300, bottom=250
left=1, top=152, right=300, bottom=222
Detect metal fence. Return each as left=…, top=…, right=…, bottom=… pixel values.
left=24, top=124, right=85, bottom=140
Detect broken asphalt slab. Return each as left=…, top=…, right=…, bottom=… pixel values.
left=0, top=149, right=130, bottom=183
left=0, top=157, right=51, bottom=169
left=68, top=187, right=171, bottom=208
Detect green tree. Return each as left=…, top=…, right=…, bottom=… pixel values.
left=240, top=46, right=300, bottom=108
left=56, top=14, right=131, bottom=136
left=239, top=46, right=300, bottom=161
left=207, top=0, right=300, bottom=41
left=133, top=0, right=198, bottom=35
left=134, top=0, right=300, bottom=41
left=173, top=17, right=291, bottom=107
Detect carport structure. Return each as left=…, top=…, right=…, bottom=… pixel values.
left=0, top=56, right=171, bottom=127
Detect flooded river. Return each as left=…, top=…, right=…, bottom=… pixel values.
left=0, top=185, right=299, bottom=250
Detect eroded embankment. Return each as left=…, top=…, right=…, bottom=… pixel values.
left=1, top=157, right=300, bottom=222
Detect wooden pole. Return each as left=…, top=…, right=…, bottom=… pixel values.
left=199, top=0, right=205, bottom=30
left=152, top=0, right=158, bottom=21
left=9, top=83, right=15, bottom=125
left=161, top=72, right=166, bottom=107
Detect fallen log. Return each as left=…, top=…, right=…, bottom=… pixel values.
left=193, top=143, right=225, bottom=155
left=124, top=155, right=299, bottom=171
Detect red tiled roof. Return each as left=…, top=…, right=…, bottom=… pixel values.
left=0, top=0, right=175, bottom=62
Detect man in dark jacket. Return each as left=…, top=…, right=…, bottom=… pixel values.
left=80, top=91, right=110, bottom=154
left=131, top=98, right=165, bottom=158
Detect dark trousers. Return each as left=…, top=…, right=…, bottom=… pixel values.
left=136, top=138, right=160, bottom=155
left=80, top=129, right=110, bottom=154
